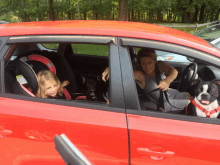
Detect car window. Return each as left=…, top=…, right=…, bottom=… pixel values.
left=5, top=43, right=110, bottom=107
left=72, top=44, right=108, bottom=56
left=131, top=47, right=197, bottom=114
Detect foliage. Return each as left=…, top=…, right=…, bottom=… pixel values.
left=0, top=0, right=219, bottom=23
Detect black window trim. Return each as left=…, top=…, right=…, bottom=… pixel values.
left=1, top=36, right=125, bottom=113
left=7, top=35, right=116, bottom=45
left=119, top=37, right=220, bottom=125
left=0, top=37, right=9, bottom=52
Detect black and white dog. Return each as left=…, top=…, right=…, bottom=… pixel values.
left=187, top=79, right=220, bottom=118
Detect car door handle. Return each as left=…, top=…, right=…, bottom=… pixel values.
left=0, top=129, right=12, bottom=138
left=137, top=147, right=175, bottom=160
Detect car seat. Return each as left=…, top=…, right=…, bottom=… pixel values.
left=11, top=56, right=71, bottom=100
left=15, top=50, right=78, bottom=95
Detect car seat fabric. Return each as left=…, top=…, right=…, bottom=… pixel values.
left=28, top=55, right=56, bottom=74
left=12, top=59, right=38, bottom=96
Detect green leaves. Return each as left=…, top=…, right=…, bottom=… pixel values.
left=0, top=0, right=219, bottom=22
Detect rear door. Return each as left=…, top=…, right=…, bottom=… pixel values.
left=0, top=36, right=129, bottom=165
left=119, top=38, right=220, bottom=165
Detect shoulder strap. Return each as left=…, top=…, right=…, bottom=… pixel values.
left=155, top=63, right=165, bottom=110
left=155, top=62, right=180, bottom=111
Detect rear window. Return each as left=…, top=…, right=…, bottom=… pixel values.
left=72, top=44, right=108, bottom=56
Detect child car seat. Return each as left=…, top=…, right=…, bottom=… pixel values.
left=12, top=56, right=71, bottom=100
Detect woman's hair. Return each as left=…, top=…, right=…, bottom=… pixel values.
left=36, top=70, right=63, bottom=98
left=136, top=48, right=157, bottom=70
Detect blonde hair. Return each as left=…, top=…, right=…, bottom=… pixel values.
left=36, top=70, right=68, bottom=98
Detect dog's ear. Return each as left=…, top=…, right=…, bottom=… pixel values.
left=212, top=79, right=220, bottom=86
left=192, top=79, right=200, bottom=86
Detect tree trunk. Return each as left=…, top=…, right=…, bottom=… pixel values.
left=199, top=3, right=205, bottom=22
left=181, top=14, right=185, bottom=23
left=132, top=9, right=134, bottom=21
left=185, top=12, right=190, bottom=23
left=210, top=10, right=214, bottom=22
left=193, top=5, right=198, bottom=22
left=93, top=6, right=99, bottom=20
left=84, top=12, right=87, bottom=20
left=137, top=10, right=140, bottom=21
left=215, top=8, right=220, bottom=20
left=49, top=0, right=55, bottom=21
left=118, top=0, right=128, bottom=21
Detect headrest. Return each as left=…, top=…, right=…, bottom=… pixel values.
left=28, top=55, right=56, bottom=74
left=15, top=60, right=38, bottom=94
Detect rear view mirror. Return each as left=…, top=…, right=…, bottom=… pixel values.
left=54, top=134, right=92, bottom=165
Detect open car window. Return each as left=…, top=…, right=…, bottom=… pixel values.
left=5, top=42, right=110, bottom=108
left=129, top=45, right=220, bottom=120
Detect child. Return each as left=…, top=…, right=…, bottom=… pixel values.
left=36, top=70, right=69, bottom=99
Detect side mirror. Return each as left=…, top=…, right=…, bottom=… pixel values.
left=54, top=134, right=92, bottom=165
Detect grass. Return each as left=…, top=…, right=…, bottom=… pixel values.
left=42, top=43, right=108, bottom=56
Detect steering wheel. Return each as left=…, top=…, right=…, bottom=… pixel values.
left=178, top=62, right=198, bottom=92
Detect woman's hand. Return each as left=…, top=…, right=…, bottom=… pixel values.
left=157, top=79, right=171, bottom=91
left=102, top=67, right=109, bottom=82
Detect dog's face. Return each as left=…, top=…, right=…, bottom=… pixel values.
left=194, top=80, right=220, bottom=105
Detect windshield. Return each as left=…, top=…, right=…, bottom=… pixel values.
left=193, top=24, right=220, bottom=42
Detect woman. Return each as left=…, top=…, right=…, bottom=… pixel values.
left=102, top=48, right=190, bottom=112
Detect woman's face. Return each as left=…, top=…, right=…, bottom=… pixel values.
left=140, top=56, right=156, bottom=75
left=44, top=79, right=59, bottom=97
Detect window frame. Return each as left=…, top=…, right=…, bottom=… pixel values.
left=0, top=35, right=125, bottom=113
left=119, top=37, right=220, bottom=125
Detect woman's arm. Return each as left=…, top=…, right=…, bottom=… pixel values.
left=133, top=70, right=145, bottom=89
left=157, top=61, right=178, bottom=91
left=102, top=67, right=109, bottom=82
left=102, top=67, right=145, bottom=89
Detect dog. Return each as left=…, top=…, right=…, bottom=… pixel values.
left=82, top=76, right=107, bottom=102
left=186, top=79, right=220, bottom=118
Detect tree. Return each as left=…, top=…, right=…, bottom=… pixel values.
left=118, top=0, right=128, bottom=21
left=49, top=0, right=55, bottom=20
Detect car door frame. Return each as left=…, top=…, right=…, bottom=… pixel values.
left=118, top=37, right=220, bottom=125
left=0, top=35, right=126, bottom=112
left=0, top=35, right=130, bottom=165
left=118, top=37, right=220, bottom=165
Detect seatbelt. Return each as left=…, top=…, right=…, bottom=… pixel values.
left=155, top=63, right=179, bottom=111
left=155, top=64, right=165, bottom=111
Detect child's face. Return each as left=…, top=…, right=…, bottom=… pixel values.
left=44, top=80, right=59, bottom=97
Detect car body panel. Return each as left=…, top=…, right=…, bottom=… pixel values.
left=1, top=21, right=219, bottom=57
left=0, top=97, right=129, bottom=165
left=128, top=114, right=220, bottom=165
left=1, top=21, right=220, bottom=165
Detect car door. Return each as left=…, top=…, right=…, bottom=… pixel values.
left=0, top=36, right=129, bottom=165
left=119, top=37, right=220, bottom=165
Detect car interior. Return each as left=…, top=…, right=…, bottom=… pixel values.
left=4, top=42, right=220, bottom=116
left=130, top=47, right=220, bottom=114
left=5, top=43, right=109, bottom=105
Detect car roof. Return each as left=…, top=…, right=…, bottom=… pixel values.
left=0, top=20, right=220, bottom=56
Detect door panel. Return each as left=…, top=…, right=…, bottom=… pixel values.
left=0, top=97, right=129, bottom=165
left=128, top=114, right=220, bottom=165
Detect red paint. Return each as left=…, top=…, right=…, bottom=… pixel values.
left=1, top=21, right=219, bottom=57
left=128, top=114, right=220, bottom=165
left=0, top=97, right=129, bottom=165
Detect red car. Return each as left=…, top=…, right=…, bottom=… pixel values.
left=0, top=20, right=220, bottom=165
